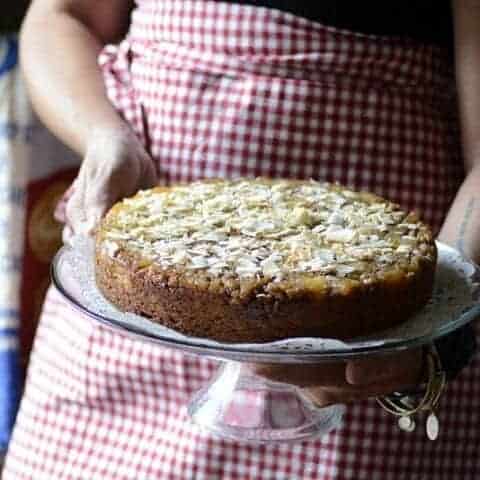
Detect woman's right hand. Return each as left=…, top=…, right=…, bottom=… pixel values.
left=64, top=125, right=157, bottom=241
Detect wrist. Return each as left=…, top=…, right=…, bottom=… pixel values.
left=86, top=121, right=138, bottom=158
left=78, top=109, right=133, bottom=153
left=434, top=324, right=477, bottom=381
left=90, top=120, right=133, bottom=143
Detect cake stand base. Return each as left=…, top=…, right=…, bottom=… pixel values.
left=188, top=361, right=345, bottom=443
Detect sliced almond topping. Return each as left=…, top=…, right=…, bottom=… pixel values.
left=104, top=178, right=431, bottom=283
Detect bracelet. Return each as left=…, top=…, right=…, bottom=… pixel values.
left=376, top=346, right=446, bottom=440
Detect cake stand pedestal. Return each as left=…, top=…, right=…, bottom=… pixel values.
left=51, top=241, right=480, bottom=443
left=187, top=360, right=344, bottom=442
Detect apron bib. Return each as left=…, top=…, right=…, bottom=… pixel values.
left=5, top=2, right=479, bottom=479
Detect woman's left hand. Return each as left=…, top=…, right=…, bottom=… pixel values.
left=252, top=348, right=424, bottom=407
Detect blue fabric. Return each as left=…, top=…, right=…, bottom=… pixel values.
left=0, top=343, right=20, bottom=451
left=0, top=36, right=22, bottom=453
left=0, top=37, right=17, bottom=77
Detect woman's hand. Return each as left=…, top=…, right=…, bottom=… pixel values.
left=64, top=125, right=157, bottom=239
left=252, top=349, right=424, bottom=407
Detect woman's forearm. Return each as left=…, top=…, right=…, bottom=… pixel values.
left=441, top=1, right=480, bottom=264
left=20, top=0, right=132, bottom=156
left=438, top=166, right=480, bottom=263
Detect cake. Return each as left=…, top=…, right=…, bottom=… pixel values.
left=95, top=178, right=437, bottom=342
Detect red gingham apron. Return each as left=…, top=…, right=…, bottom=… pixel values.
left=4, top=1, right=480, bottom=479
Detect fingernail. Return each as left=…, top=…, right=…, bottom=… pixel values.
left=62, top=225, right=74, bottom=246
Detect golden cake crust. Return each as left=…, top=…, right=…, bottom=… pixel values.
left=95, top=179, right=437, bottom=342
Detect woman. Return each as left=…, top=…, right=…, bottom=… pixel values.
left=4, top=0, right=480, bottom=478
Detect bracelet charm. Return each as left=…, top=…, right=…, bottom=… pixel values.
left=426, top=412, right=440, bottom=440
left=377, top=347, right=446, bottom=440
left=398, top=415, right=416, bottom=432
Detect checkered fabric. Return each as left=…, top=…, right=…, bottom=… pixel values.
left=4, top=1, right=479, bottom=479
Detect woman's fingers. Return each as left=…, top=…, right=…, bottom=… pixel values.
left=303, top=380, right=404, bottom=407
left=345, top=349, right=424, bottom=387
left=62, top=224, right=74, bottom=245
left=306, top=349, right=425, bottom=407
left=65, top=167, right=113, bottom=236
left=85, top=176, right=117, bottom=216
left=251, top=362, right=346, bottom=388
left=61, top=124, right=159, bottom=240
left=65, top=176, right=87, bottom=233
left=252, top=349, right=425, bottom=407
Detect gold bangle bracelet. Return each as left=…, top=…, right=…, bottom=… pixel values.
left=376, top=347, right=446, bottom=440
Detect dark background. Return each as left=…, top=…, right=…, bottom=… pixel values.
left=1, top=1, right=30, bottom=34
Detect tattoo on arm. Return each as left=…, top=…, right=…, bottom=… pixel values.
left=456, top=197, right=478, bottom=256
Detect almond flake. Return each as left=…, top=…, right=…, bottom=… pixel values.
left=336, top=265, right=357, bottom=276
left=171, top=250, right=189, bottom=264
left=327, top=211, right=345, bottom=226
left=324, top=228, right=357, bottom=243
left=189, top=257, right=209, bottom=269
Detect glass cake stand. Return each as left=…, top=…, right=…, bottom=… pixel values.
left=51, top=240, right=480, bottom=443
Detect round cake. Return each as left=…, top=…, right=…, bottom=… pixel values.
left=95, top=178, right=437, bottom=342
